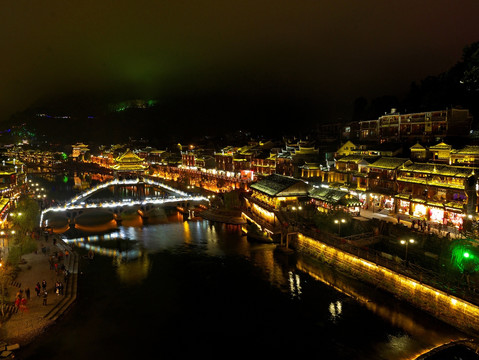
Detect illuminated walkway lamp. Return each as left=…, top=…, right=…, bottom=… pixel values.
left=400, top=238, right=415, bottom=264
left=334, top=218, right=346, bottom=237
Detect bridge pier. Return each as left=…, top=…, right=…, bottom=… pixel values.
left=114, top=214, right=123, bottom=226
left=68, top=219, right=76, bottom=230
left=137, top=209, right=149, bottom=224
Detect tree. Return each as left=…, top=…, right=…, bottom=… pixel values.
left=460, top=41, right=479, bottom=93
left=352, top=97, right=369, bottom=121
left=10, top=196, right=40, bottom=235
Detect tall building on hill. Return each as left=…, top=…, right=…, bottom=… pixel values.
left=359, top=108, right=473, bottom=143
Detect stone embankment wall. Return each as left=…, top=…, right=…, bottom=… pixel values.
left=294, top=233, right=479, bottom=337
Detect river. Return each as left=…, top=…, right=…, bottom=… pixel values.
left=15, top=173, right=474, bottom=359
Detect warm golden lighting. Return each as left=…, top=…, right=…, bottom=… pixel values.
left=296, top=233, right=479, bottom=335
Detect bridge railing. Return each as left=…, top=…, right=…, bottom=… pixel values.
left=40, top=177, right=210, bottom=229
left=67, top=178, right=190, bottom=205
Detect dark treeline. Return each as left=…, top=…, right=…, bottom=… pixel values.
left=4, top=42, right=479, bottom=146
left=352, top=41, right=479, bottom=124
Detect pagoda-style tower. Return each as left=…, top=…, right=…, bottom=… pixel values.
left=111, top=149, right=148, bottom=177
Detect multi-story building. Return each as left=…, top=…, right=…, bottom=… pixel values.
left=429, top=142, right=452, bottom=163
left=251, top=150, right=277, bottom=176
left=181, top=150, right=197, bottom=168
left=329, top=154, right=378, bottom=190
left=366, top=157, right=411, bottom=211
left=410, top=143, right=429, bottom=162
left=110, top=148, right=148, bottom=176
left=450, top=145, right=479, bottom=166
left=359, top=108, right=473, bottom=143
left=214, top=146, right=236, bottom=173
left=395, top=163, right=476, bottom=227
left=71, top=143, right=89, bottom=160
left=275, top=149, right=295, bottom=177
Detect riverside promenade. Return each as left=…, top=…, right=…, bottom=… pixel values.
left=0, top=234, right=78, bottom=354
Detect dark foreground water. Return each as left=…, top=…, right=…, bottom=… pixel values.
left=16, top=214, right=472, bottom=360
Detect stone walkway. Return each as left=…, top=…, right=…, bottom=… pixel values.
left=0, top=235, right=78, bottom=351
left=356, top=208, right=463, bottom=239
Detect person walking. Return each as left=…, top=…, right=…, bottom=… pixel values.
left=20, top=298, right=28, bottom=313
left=35, top=282, right=41, bottom=296
left=42, top=290, right=48, bottom=306
left=25, top=287, right=30, bottom=300
left=42, top=279, right=47, bottom=291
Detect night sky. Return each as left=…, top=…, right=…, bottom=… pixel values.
left=1, top=1, right=479, bottom=134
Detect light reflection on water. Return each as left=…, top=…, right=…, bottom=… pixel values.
left=53, top=213, right=468, bottom=360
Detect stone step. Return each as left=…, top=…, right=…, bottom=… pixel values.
left=44, top=251, right=78, bottom=321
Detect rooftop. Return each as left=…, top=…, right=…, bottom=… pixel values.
left=250, top=174, right=309, bottom=197
left=369, top=157, right=411, bottom=170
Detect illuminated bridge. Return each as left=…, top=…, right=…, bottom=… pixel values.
left=40, top=178, right=209, bottom=227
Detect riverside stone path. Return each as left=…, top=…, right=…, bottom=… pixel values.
left=0, top=235, right=78, bottom=350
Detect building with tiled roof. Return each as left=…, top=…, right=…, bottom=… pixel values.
left=450, top=145, right=479, bottom=166
left=248, top=174, right=311, bottom=209
left=244, top=173, right=311, bottom=227
left=111, top=149, right=147, bottom=175
left=429, top=142, right=452, bottom=163
left=309, top=187, right=361, bottom=214
left=365, top=157, right=412, bottom=211
left=410, top=143, right=428, bottom=161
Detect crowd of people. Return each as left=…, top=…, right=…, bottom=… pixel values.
left=12, top=234, right=70, bottom=314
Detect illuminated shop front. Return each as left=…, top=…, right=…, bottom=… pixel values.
left=412, top=202, right=427, bottom=218
left=383, top=196, right=394, bottom=210
left=398, top=199, right=410, bottom=214
left=408, top=201, right=465, bottom=228
left=367, top=193, right=395, bottom=211
left=350, top=191, right=367, bottom=208
left=395, top=194, right=411, bottom=214
left=429, top=206, right=444, bottom=223
left=444, top=209, right=465, bottom=228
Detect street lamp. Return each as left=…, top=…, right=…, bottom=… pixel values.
left=334, top=218, right=346, bottom=237
left=400, top=238, right=415, bottom=264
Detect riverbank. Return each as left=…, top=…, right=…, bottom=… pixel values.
left=0, top=235, right=78, bottom=350
left=198, top=208, right=246, bottom=225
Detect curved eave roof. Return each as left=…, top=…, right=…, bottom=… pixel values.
left=111, top=164, right=147, bottom=171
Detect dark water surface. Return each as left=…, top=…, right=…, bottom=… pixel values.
left=17, top=217, right=469, bottom=360
left=16, top=174, right=471, bottom=359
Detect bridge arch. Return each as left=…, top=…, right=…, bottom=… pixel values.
left=40, top=178, right=209, bottom=227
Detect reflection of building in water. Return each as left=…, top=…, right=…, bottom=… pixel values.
left=115, top=254, right=151, bottom=285
left=65, top=233, right=150, bottom=284
left=64, top=233, right=141, bottom=262
left=288, top=271, right=302, bottom=299
left=329, top=301, right=342, bottom=322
